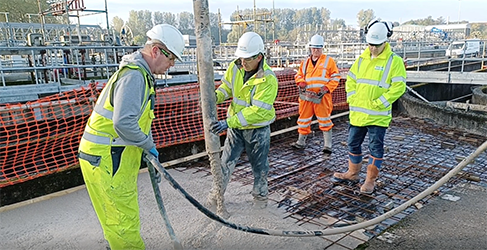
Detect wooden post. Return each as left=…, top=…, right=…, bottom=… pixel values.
left=192, top=0, right=227, bottom=216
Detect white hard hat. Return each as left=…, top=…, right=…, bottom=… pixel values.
left=365, top=19, right=393, bottom=44
left=146, top=24, right=184, bottom=61
left=235, top=32, right=264, bottom=58
left=309, top=34, right=324, bottom=48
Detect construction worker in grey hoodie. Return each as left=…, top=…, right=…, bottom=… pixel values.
left=77, top=24, right=184, bottom=250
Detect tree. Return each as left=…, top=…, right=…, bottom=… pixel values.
left=357, top=9, right=375, bottom=28
left=471, top=23, right=487, bottom=39
left=177, top=11, right=194, bottom=35
left=403, top=16, right=445, bottom=26
left=153, top=11, right=164, bottom=26
left=126, top=10, right=153, bottom=45
left=0, top=0, right=60, bottom=23
left=111, top=16, right=124, bottom=35
left=331, top=19, right=346, bottom=30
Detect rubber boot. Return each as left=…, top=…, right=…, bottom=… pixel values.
left=360, top=164, right=379, bottom=194
left=332, top=160, right=361, bottom=183
left=322, top=130, right=332, bottom=154
left=291, top=134, right=307, bottom=149
left=253, top=196, right=268, bottom=209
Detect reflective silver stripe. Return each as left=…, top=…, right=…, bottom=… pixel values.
left=358, top=78, right=380, bottom=86
left=264, top=69, right=276, bottom=78
left=317, top=115, right=332, bottom=127
left=379, top=95, right=390, bottom=108
left=347, top=91, right=356, bottom=97
left=92, top=81, right=113, bottom=119
left=253, top=116, right=275, bottom=127
left=357, top=58, right=363, bottom=73
left=112, top=137, right=129, bottom=146
left=230, top=65, right=238, bottom=88
left=94, top=105, right=113, bottom=120
left=217, top=87, right=229, bottom=99
left=379, top=55, right=394, bottom=88
left=357, top=78, right=390, bottom=89
left=350, top=106, right=391, bottom=116
left=306, top=77, right=328, bottom=82
left=317, top=116, right=331, bottom=122
left=307, top=83, right=326, bottom=89
left=347, top=71, right=356, bottom=80
left=319, top=121, right=333, bottom=127
left=298, top=116, right=313, bottom=123
left=78, top=151, right=101, bottom=167
left=331, top=73, right=340, bottom=78
left=298, top=123, right=309, bottom=128
left=302, top=61, right=307, bottom=75
left=236, top=112, right=248, bottom=126
left=233, top=97, right=249, bottom=107
left=250, top=86, right=257, bottom=104
left=323, top=56, right=330, bottom=68
left=221, top=78, right=232, bottom=88
left=391, top=76, right=406, bottom=83
left=331, top=77, right=340, bottom=82
left=252, top=99, right=273, bottom=110
left=82, top=131, right=111, bottom=145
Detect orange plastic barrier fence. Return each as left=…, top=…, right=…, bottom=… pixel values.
left=0, top=69, right=348, bottom=188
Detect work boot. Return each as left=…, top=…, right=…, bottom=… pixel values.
left=322, top=130, right=332, bottom=154
left=253, top=196, right=268, bottom=209
left=291, top=134, right=307, bottom=149
left=360, top=164, right=379, bottom=194
left=205, top=193, right=217, bottom=212
left=206, top=193, right=230, bottom=217
left=332, top=160, right=361, bottom=183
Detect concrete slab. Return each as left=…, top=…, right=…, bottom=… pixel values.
left=361, top=183, right=487, bottom=250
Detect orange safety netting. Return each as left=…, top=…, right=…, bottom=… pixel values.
left=0, top=68, right=348, bottom=188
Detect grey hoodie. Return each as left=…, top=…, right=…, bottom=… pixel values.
left=111, top=50, right=155, bottom=151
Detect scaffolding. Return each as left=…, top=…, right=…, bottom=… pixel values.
left=218, top=0, right=275, bottom=45
left=36, top=0, right=110, bottom=45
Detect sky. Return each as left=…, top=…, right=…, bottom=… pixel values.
left=80, top=0, right=487, bottom=29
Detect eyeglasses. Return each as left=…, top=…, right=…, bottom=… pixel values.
left=368, top=43, right=384, bottom=47
left=159, top=47, right=176, bottom=61
left=240, top=54, right=259, bottom=62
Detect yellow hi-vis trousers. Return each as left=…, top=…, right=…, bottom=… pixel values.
left=79, top=142, right=145, bottom=250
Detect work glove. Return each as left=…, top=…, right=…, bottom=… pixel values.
left=298, top=81, right=307, bottom=89
left=317, top=86, right=329, bottom=98
left=149, top=146, right=159, bottom=158
left=210, top=120, right=228, bottom=134
left=320, top=86, right=329, bottom=94
left=147, top=146, right=161, bottom=183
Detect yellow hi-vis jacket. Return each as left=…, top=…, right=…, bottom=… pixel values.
left=346, top=43, right=406, bottom=127
left=78, top=63, right=155, bottom=250
left=79, top=64, right=155, bottom=156
left=216, top=58, right=278, bottom=129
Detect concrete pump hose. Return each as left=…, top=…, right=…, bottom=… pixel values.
left=146, top=138, right=487, bottom=237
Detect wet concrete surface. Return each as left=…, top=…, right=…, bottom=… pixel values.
left=183, top=114, right=487, bottom=248
left=361, top=183, right=487, bottom=250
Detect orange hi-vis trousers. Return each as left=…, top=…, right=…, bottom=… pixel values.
left=297, top=95, right=333, bottom=135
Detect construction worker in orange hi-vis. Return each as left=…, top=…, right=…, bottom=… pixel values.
left=291, top=34, right=340, bottom=154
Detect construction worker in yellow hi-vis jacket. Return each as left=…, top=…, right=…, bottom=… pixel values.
left=78, top=24, right=184, bottom=250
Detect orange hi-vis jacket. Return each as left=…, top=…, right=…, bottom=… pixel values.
left=295, top=54, right=340, bottom=134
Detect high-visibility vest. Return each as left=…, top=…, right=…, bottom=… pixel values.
left=295, top=55, right=340, bottom=93
left=80, top=64, right=155, bottom=148
left=346, top=43, right=406, bottom=127
left=216, top=59, right=278, bottom=129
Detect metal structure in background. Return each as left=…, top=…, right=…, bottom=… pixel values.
left=218, top=0, right=275, bottom=45
left=36, top=0, right=110, bottom=46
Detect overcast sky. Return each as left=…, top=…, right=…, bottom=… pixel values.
left=81, top=0, right=486, bottom=28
